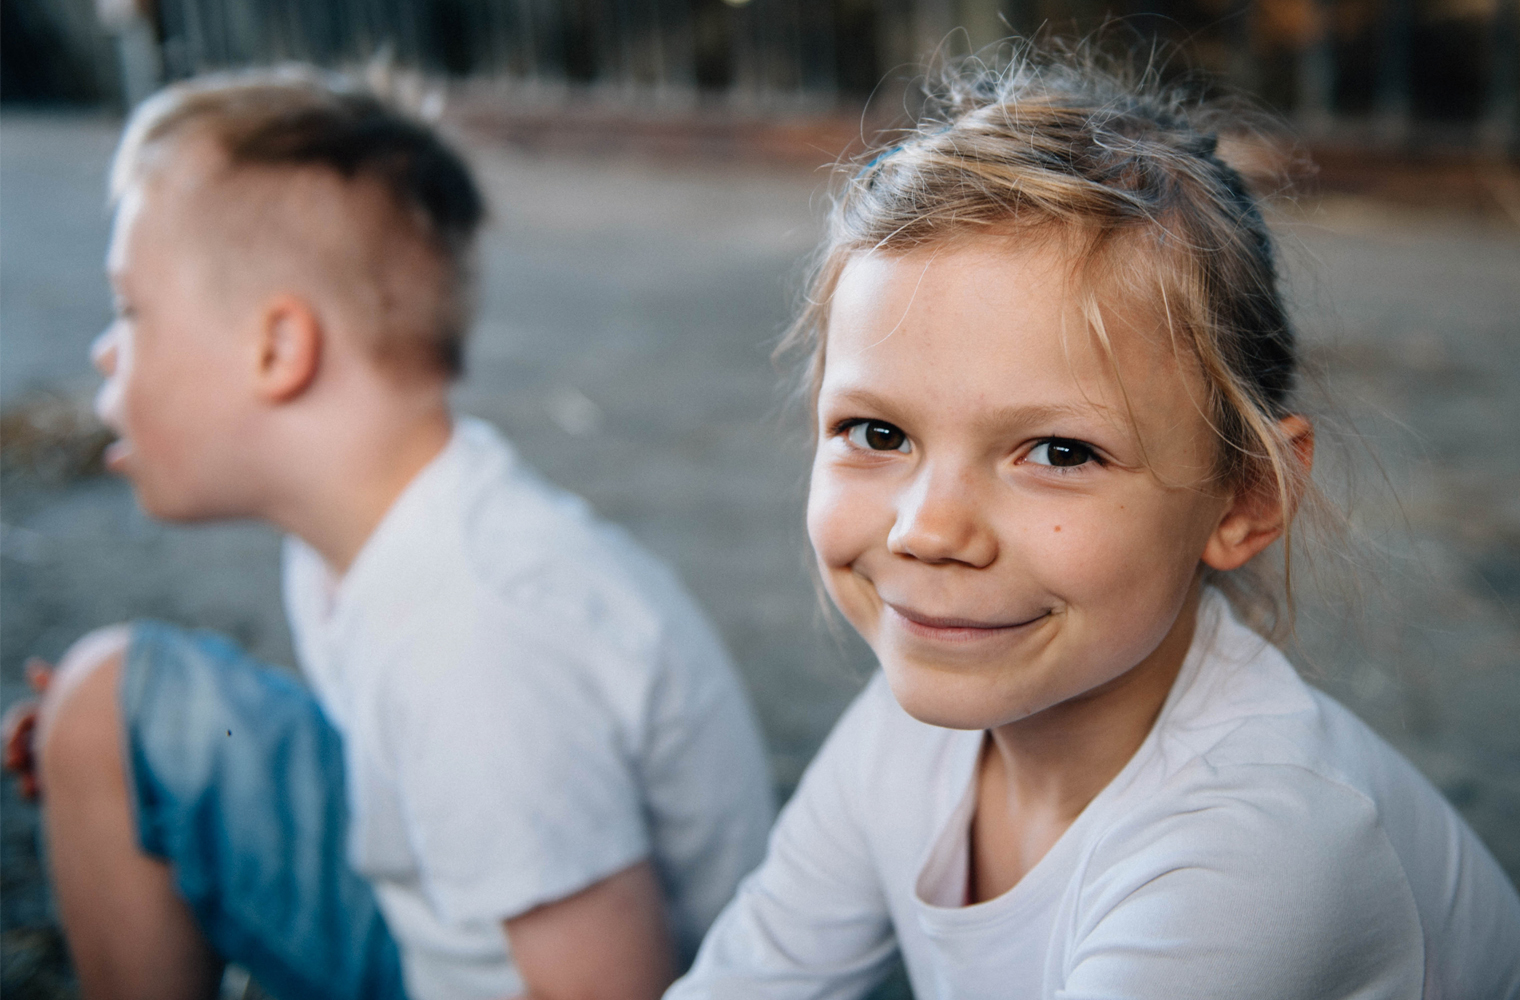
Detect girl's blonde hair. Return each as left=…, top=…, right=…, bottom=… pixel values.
left=784, top=39, right=1314, bottom=633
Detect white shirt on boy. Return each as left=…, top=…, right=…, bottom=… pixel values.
left=671, top=589, right=1520, bottom=1000
left=282, top=416, right=774, bottom=1000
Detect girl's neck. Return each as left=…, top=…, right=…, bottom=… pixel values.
left=968, top=582, right=1202, bottom=904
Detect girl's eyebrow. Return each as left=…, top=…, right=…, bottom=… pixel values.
left=821, top=387, right=905, bottom=417
left=973, top=402, right=1115, bottom=434
left=824, top=387, right=1110, bottom=431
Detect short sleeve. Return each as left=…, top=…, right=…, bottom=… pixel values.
left=671, top=677, right=900, bottom=1000
left=1057, top=764, right=1426, bottom=1000
left=384, top=596, right=651, bottom=926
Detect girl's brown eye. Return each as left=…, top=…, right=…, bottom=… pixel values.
left=1028, top=439, right=1094, bottom=468
left=845, top=420, right=911, bottom=453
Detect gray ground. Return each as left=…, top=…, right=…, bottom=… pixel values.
left=2, top=109, right=1518, bottom=996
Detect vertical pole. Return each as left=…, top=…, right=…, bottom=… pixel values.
left=117, top=17, right=162, bottom=107
left=874, top=0, right=918, bottom=117
left=800, top=0, right=835, bottom=96
left=731, top=0, right=756, bottom=104
left=1001, top=0, right=1027, bottom=38
left=1297, top=0, right=1335, bottom=136
left=1374, top=0, right=1413, bottom=145
left=915, top=0, right=957, bottom=64
left=517, top=0, right=538, bottom=80
left=1225, top=0, right=1258, bottom=97
left=1483, top=0, right=1519, bottom=154
left=647, top=0, right=667, bottom=91
left=533, top=0, right=560, bottom=83
left=660, top=0, right=694, bottom=96
left=97, top=0, right=163, bottom=106
left=614, top=0, right=634, bottom=91
left=756, top=0, right=775, bottom=103
left=785, top=0, right=800, bottom=99
left=958, top=0, right=1004, bottom=52
left=177, top=0, right=205, bottom=71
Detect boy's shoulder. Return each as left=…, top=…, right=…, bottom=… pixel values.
left=449, top=419, right=718, bottom=656
left=291, top=415, right=727, bottom=680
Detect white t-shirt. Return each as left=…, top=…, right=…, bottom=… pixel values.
left=671, top=590, right=1520, bottom=1000
left=282, top=417, right=774, bottom=1000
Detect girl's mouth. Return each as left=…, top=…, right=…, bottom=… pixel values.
left=884, top=602, right=1050, bottom=642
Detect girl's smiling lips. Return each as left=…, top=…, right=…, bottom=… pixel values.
left=885, top=602, right=1051, bottom=642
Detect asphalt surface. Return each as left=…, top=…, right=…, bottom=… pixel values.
left=3, top=108, right=1518, bottom=996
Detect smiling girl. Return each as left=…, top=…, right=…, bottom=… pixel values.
left=669, top=44, right=1520, bottom=1000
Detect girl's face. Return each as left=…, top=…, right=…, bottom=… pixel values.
left=808, top=240, right=1232, bottom=731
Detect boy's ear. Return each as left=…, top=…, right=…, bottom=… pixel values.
left=1201, top=415, right=1315, bottom=572
left=254, top=295, right=322, bottom=403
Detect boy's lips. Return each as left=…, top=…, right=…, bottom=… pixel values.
left=102, top=438, right=133, bottom=472
left=884, top=602, right=1050, bottom=641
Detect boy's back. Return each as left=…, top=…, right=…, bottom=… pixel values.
left=5, top=67, right=773, bottom=1000
left=284, top=416, right=772, bottom=997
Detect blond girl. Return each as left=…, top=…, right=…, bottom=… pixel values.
left=669, top=44, right=1520, bottom=999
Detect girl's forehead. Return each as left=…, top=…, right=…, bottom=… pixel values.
left=834, top=238, right=1075, bottom=302
left=829, top=244, right=1168, bottom=371
left=819, top=243, right=1201, bottom=433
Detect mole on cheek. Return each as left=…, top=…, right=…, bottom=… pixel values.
left=1053, top=525, right=1061, bottom=532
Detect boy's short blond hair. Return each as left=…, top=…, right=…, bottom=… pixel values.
left=112, top=65, right=484, bottom=378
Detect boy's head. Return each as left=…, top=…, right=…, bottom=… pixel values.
left=94, top=66, right=484, bottom=520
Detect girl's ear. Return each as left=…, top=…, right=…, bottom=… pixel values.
left=1201, top=416, right=1315, bottom=572
left=253, top=294, right=322, bottom=403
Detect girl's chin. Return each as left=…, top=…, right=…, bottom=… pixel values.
left=880, top=659, right=1044, bottom=732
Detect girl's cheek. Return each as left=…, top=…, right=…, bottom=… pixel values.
left=806, top=465, right=883, bottom=570
left=1049, top=497, right=1209, bottom=611
left=1005, top=494, right=1154, bottom=589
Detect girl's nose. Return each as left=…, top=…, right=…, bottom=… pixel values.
left=91, top=326, right=119, bottom=377
left=887, top=464, right=998, bottom=568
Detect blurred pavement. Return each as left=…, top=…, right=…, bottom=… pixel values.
left=2, top=108, right=1518, bottom=994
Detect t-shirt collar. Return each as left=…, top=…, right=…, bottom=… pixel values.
left=317, top=419, right=469, bottom=631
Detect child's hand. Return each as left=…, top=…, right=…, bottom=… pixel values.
left=2, top=658, right=54, bottom=800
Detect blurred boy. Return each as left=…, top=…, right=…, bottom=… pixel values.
left=2, top=68, right=772, bottom=1000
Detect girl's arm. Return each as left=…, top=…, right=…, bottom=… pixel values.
left=668, top=679, right=900, bottom=1000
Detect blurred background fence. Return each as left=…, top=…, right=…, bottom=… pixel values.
left=3, top=0, right=1517, bottom=152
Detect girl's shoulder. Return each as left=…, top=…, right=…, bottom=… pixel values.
left=1153, top=596, right=1450, bottom=815
left=1152, top=592, right=1417, bottom=787
left=1075, top=690, right=1520, bottom=998
left=1131, top=595, right=1458, bottom=873
left=1074, top=597, right=1520, bottom=995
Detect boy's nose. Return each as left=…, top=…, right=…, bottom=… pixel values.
left=887, top=464, right=998, bottom=568
left=91, top=326, right=125, bottom=431
left=90, top=326, right=118, bottom=377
